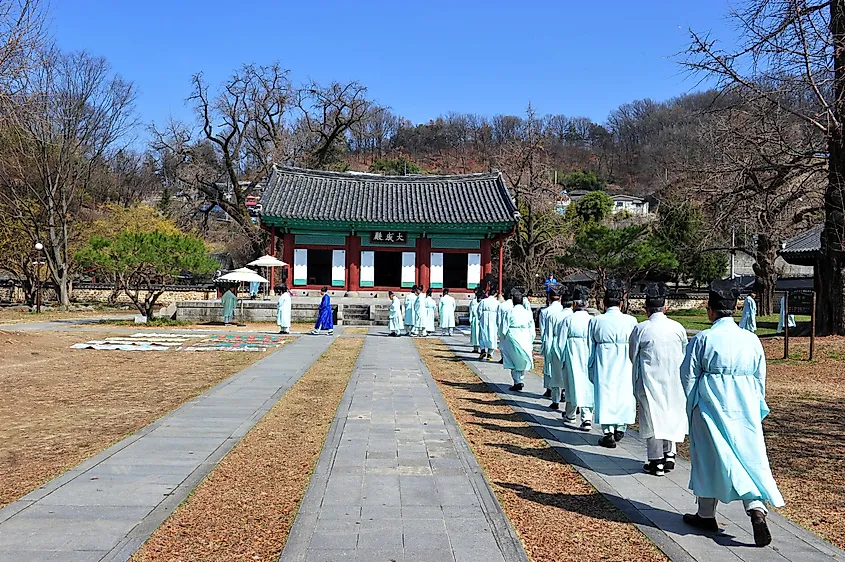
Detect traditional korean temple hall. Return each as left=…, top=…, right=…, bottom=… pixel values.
left=258, top=165, right=519, bottom=294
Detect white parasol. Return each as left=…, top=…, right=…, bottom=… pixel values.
left=216, top=267, right=269, bottom=284
left=247, top=255, right=288, bottom=267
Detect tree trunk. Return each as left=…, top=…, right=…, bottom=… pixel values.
left=818, top=0, right=845, bottom=336
left=753, top=234, right=777, bottom=316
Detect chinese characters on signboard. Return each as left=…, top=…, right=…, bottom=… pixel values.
left=370, top=231, right=407, bottom=244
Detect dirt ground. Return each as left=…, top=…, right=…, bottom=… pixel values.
left=761, top=336, right=845, bottom=550
left=0, top=330, right=270, bottom=507
left=133, top=337, right=363, bottom=562
left=0, top=308, right=128, bottom=326
left=415, top=339, right=668, bottom=562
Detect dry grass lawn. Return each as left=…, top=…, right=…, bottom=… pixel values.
left=762, top=336, right=845, bottom=550
left=415, top=339, right=668, bottom=562
left=133, top=337, right=363, bottom=562
left=0, top=308, right=127, bottom=326
left=0, top=330, right=269, bottom=507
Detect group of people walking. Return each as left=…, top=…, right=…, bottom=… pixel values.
left=387, top=285, right=457, bottom=337
left=470, top=278, right=783, bottom=548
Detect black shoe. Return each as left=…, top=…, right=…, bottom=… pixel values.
left=549, top=402, right=559, bottom=411
left=643, top=460, right=665, bottom=476
left=664, top=453, right=676, bottom=471
left=543, top=389, right=552, bottom=398
left=598, top=434, right=617, bottom=448
left=479, top=352, right=487, bottom=361
left=498, top=358, right=504, bottom=364
left=614, top=431, right=625, bottom=442
left=750, top=509, right=772, bottom=547
left=683, top=513, right=719, bottom=532
left=580, top=420, right=592, bottom=432
left=509, top=383, right=524, bottom=392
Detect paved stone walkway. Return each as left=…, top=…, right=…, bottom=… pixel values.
left=0, top=333, right=337, bottom=562
left=442, top=337, right=845, bottom=562
left=279, top=334, right=528, bottom=562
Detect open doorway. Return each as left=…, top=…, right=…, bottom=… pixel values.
left=307, top=249, right=332, bottom=286
left=374, top=251, right=402, bottom=287
left=443, top=253, right=468, bottom=290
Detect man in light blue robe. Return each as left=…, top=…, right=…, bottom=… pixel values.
left=776, top=294, right=796, bottom=334
left=424, top=288, right=437, bottom=334
left=249, top=280, right=261, bottom=299
left=221, top=287, right=237, bottom=325
left=388, top=291, right=404, bottom=336
left=311, top=286, right=334, bottom=335
left=504, top=292, right=535, bottom=392
left=413, top=286, right=427, bottom=336
left=477, top=289, right=500, bottom=361
left=556, top=285, right=595, bottom=431
left=469, top=290, right=482, bottom=352
left=497, top=289, right=514, bottom=365
left=543, top=286, right=569, bottom=409
left=276, top=284, right=291, bottom=334
left=590, top=280, right=638, bottom=448
left=439, top=288, right=456, bottom=335
left=681, top=279, right=783, bottom=548
left=538, top=291, right=555, bottom=397
left=404, top=286, right=417, bottom=336
left=739, top=291, right=757, bottom=332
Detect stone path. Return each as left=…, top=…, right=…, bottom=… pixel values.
left=0, top=333, right=337, bottom=562
left=442, top=337, right=845, bottom=562
left=279, top=334, right=528, bottom=562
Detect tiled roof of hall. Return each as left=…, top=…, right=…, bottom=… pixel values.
left=259, top=165, right=519, bottom=229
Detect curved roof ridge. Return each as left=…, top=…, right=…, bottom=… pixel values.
left=272, top=164, right=501, bottom=184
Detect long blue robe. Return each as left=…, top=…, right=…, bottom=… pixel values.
left=469, top=297, right=480, bottom=347
left=404, top=293, right=417, bottom=328
left=315, top=293, right=333, bottom=330
left=776, top=295, right=796, bottom=334
left=502, top=306, right=535, bottom=371
left=477, top=296, right=499, bottom=350
left=388, top=296, right=404, bottom=333
left=589, top=307, right=638, bottom=426
left=739, top=295, right=757, bottom=332
left=538, top=305, right=553, bottom=384
left=414, top=294, right=426, bottom=331
left=556, top=309, right=594, bottom=408
left=221, top=290, right=237, bottom=322
left=439, top=295, right=456, bottom=329
left=542, top=303, right=569, bottom=390
left=497, top=299, right=515, bottom=360
left=681, top=317, right=784, bottom=506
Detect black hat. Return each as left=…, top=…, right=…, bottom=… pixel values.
left=547, top=283, right=560, bottom=297
left=572, top=285, right=590, bottom=302
left=558, top=283, right=572, bottom=301
left=643, top=282, right=668, bottom=308
left=605, top=279, right=625, bottom=300
left=708, top=279, right=740, bottom=310
left=511, top=288, right=523, bottom=300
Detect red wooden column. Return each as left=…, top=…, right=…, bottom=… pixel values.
left=282, top=232, right=294, bottom=286
left=416, top=237, right=431, bottom=289
left=268, top=226, right=276, bottom=288
left=480, top=239, right=493, bottom=278
left=346, top=235, right=361, bottom=291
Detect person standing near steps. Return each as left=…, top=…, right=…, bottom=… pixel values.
left=276, top=284, right=292, bottom=334
left=629, top=282, right=688, bottom=476
left=388, top=290, right=404, bottom=337
left=404, top=286, right=417, bottom=336
left=681, top=279, right=783, bottom=548
left=439, top=288, right=456, bottom=336
left=311, top=286, right=334, bottom=335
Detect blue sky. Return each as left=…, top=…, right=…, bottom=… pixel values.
left=52, top=0, right=738, bottom=132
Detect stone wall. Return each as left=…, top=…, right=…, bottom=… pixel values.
left=627, top=296, right=709, bottom=314
left=3, top=286, right=215, bottom=306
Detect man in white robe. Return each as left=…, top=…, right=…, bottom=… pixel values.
left=538, top=291, right=554, bottom=397
left=404, top=286, right=417, bottom=336
left=590, top=279, right=638, bottom=448
left=439, top=288, right=456, bottom=336
left=276, top=284, right=292, bottom=334
left=681, top=279, right=783, bottom=548
left=556, top=285, right=594, bottom=431
left=543, top=286, right=569, bottom=409
left=477, top=289, right=500, bottom=361
left=776, top=294, right=796, bottom=334
left=629, top=282, right=688, bottom=476
left=413, top=285, right=427, bottom=336
left=739, top=291, right=757, bottom=333
left=388, top=290, right=404, bottom=336
left=503, top=291, right=535, bottom=392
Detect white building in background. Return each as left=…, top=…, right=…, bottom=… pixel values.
left=557, top=190, right=651, bottom=216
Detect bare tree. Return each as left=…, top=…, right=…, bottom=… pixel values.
left=0, top=49, right=136, bottom=306
left=0, top=0, right=47, bottom=95
left=685, top=0, right=845, bottom=334
left=151, top=63, right=292, bottom=257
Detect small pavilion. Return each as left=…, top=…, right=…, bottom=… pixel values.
left=258, top=166, right=518, bottom=293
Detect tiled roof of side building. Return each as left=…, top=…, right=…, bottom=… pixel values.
left=259, top=166, right=519, bottom=226
left=781, top=225, right=822, bottom=254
